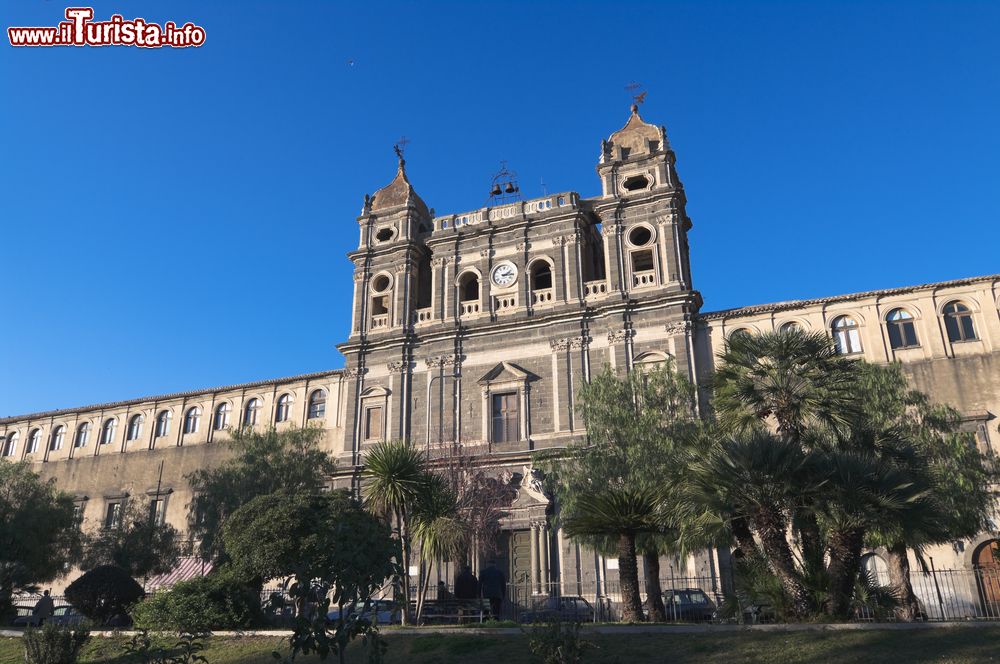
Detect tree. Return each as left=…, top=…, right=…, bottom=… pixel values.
left=64, top=565, right=144, bottom=624
left=187, top=426, right=336, bottom=560
left=228, top=491, right=399, bottom=664
left=361, top=440, right=427, bottom=626
left=80, top=498, right=180, bottom=580
left=411, top=473, right=468, bottom=622
left=0, top=460, right=81, bottom=620
left=688, top=432, right=817, bottom=618
left=546, top=361, right=702, bottom=622
left=712, top=330, right=859, bottom=571
left=563, top=487, right=665, bottom=622
left=855, top=362, right=996, bottom=620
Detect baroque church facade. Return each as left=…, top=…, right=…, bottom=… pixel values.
left=3, top=105, right=999, bottom=598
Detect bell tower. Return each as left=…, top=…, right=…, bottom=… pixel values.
left=593, top=103, right=694, bottom=296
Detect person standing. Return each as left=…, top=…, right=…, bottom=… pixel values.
left=454, top=565, right=479, bottom=600
left=32, top=590, right=54, bottom=626
left=479, top=560, right=506, bottom=621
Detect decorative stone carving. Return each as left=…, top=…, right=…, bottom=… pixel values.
left=352, top=272, right=366, bottom=283
left=431, top=257, right=447, bottom=268
left=601, top=224, right=620, bottom=237
left=387, top=361, right=408, bottom=374
left=664, top=320, right=692, bottom=335
left=549, top=338, right=571, bottom=351
left=343, top=367, right=367, bottom=378
left=480, top=248, right=492, bottom=258
left=552, top=235, right=568, bottom=247
left=569, top=336, right=590, bottom=349
left=515, top=241, right=532, bottom=251
left=608, top=329, right=635, bottom=344
left=425, top=354, right=460, bottom=368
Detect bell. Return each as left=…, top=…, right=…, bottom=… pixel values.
left=504, top=182, right=515, bottom=194
left=491, top=184, right=502, bottom=196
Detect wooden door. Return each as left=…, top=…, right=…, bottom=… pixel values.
left=974, top=540, right=1000, bottom=608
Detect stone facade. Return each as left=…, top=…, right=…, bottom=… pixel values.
left=2, top=105, right=998, bottom=595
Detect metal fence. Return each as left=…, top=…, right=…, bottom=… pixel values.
left=14, top=567, right=1000, bottom=626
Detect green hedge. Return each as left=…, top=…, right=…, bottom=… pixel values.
left=131, top=570, right=262, bottom=632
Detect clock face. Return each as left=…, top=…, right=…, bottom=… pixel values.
left=491, top=262, right=518, bottom=287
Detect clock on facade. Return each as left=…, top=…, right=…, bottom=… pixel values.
left=491, top=262, right=518, bottom=287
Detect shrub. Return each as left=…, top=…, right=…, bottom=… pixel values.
left=23, top=622, right=90, bottom=664
left=64, top=565, right=144, bottom=624
left=131, top=569, right=261, bottom=633
left=526, top=618, right=592, bottom=664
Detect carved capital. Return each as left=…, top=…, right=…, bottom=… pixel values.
left=601, top=224, right=619, bottom=237
left=515, top=241, right=532, bottom=252
left=431, top=257, right=447, bottom=268
left=425, top=354, right=459, bottom=369
left=569, top=335, right=591, bottom=349
left=665, top=320, right=692, bottom=336
left=608, top=329, right=635, bottom=344
left=479, top=248, right=492, bottom=258
left=552, top=235, right=568, bottom=247
left=549, top=338, right=571, bottom=351
left=387, top=361, right=408, bottom=374
left=343, top=367, right=368, bottom=379
left=353, top=272, right=367, bottom=283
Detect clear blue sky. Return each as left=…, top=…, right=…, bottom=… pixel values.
left=2, top=1, right=998, bottom=416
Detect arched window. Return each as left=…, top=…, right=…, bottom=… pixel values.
left=779, top=321, right=803, bottom=334
left=27, top=428, right=41, bottom=454
left=832, top=315, right=862, bottom=354
left=729, top=328, right=752, bottom=342
left=127, top=414, right=143, bottom=441
left=101, top=418, right=117, bottom=445
left=155, top=410, right=171, bottom=438
left=943, top=301, right=977, bottom=342
left=214, top=402, right=231, bottom=430
left=886, top=308, right=919, bottom=349
left=2, top=432, right=18, bottom=458
left=860, top=552, right=889, bottom=582
left=307, top=389, right=326, bottom=420
left=458, top=272, right=479, bottom=302
left=370, top=274, right=392, bottom=329
left=74, top=422, right=90, bottom=448
left=243, top=398, right=261, bottom=426
left=50, top=425, right=65, bottom=451
left=184, top=407, right=201, bottom=434
left=275, top=394, right=292, bottom=423
left=530, top=261, right=553, bottom=291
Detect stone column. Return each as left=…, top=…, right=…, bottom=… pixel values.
left=539, top=523, right=550, bottom=593
left=602, top=222, right=623, bottom=294
left=530, top=522, right=540, bottom=594
left=431, top=257, right=445, bottom=321
left=553, top=236, right=569, bottom=303
left=564, top=233, right=581, bottom=302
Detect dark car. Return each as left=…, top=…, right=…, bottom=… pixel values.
left=327, top=599, right=401, bottom=626
left=519, top=596, right=594, bottom=624
left=663, top=588, right=717, bottom=622
left=47, top=606, right=86, bottom=627
left=10, top=605, right=39, bottom=628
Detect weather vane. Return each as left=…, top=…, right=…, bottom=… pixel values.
left=625, top=81, right=647, bottom=106
left=394, top=135, right=410, bottom=158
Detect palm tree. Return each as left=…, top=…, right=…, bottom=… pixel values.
left=362, top=439, right=427, bottom=625
left=712, top=329, right=859, bottom=571
left=411, top=473, right=468, bottom=622
left=562, top=486, right=666, bottom=623
left=688, top=431, right=819, bottom=618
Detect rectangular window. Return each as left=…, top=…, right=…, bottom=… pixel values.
left=364, top=406, right=383, bottom=441
left=148, top=498, right=167, bottom=525
left=105, top=502, right=123, bottom=529
left=491, top=392, right=519, bottom=444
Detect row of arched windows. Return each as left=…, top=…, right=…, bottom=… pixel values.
left=730, top=300, right=980, bottom=355
left=1, top=389, right=329, bottom=459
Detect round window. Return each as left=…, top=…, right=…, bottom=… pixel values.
left=371, top=274, right=391, bottom=292
left=375, top=227, right=395, bottom=243
left=628, top=226, right=653, bottom=247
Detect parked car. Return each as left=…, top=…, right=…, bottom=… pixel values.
left=662, top=588, right=717, bottom=622
left=519, top=596, right=594, bottom=623
left=327, top=599, right=400, bottom=625
left=47, top=606, right=86, bottom=627
left=10, top=605, right=39, bottom=628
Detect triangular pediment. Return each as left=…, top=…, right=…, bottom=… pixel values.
left=477, top=361, right=535, bottom=385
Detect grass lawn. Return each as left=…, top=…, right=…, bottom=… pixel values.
left=3, top=625, right=1000, bottom=663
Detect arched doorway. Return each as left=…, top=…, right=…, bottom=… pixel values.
left=973, top=539, right=1000, bottom=613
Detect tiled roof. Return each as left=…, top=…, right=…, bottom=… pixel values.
left=0, top=369, right=342, bottom=425
left=699, top=274, right=1000, bottom=322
